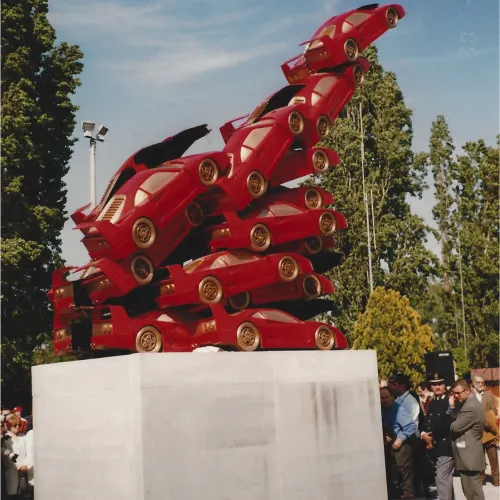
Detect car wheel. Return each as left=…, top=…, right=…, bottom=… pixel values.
left=198, top=276, right=223, bottom=304
left=386, top=7, right=399, bottom=28
left=186, top=202, right=203, bottom=227
left=278, top=256, right=299, bottom=282
left=250, top=224, right=271, bottom=252
left=319, top=212, right=336, bottom=236
left=304, top=236, right=323, bottom=255
left=303, top=274, right=322, bottom=299
left=312, top=150, right=330, bottom=173
left=198, top=158, right=219, bottom=186
left=305, top=188, right=322, bottom=209
left=344, top=38, right=359, bottom=62
left=247, top=171, right=267, bottom=198
left=228, top=291, right=250, bottom=310
left=353, top=64, right=365, bottom=87
left=236, top=322, right=260, bottom=351
left=316, top=115, right=330, bottom=140
left=135, top=326, right=162, bottom=353
left=132, top=217, right=156, bottom=249
left=288, top=110, right=305, bottom=135
left=314, top=326, right=335, bottom=350
left=131, top=255, right=154, bottom=285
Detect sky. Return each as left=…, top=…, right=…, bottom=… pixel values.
left=47, top=0, right=500, bottom=266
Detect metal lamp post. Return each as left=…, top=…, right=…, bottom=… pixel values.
left=81, top=122, right=109, bottom=209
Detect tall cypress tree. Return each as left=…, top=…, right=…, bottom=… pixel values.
left=450, top=138, right=499, bottom=367
left=315, top=46, right=437, bottom=334
left=1, top=0, right=83, bottom=405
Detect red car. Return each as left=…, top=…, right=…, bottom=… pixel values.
left=251, top=185, right=334, bottom=212
left=71, top=124, right=211, bottom=227
left=194, top=305, right=349, bottom=351
left=53, top=305, right=196, bottom=355
left=157, top=250, right=313, bottom=309
left=281, top=3, right=405, bottom=84
left=199, top=148, right=339, bottom=216
left=229, top=271, right=334, bottom=310
left=208, top=201, right=348, bottom=253
left=75, top=152, right=231, bottom=286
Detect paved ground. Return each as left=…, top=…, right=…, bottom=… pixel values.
left=415, top=478, right=499, bottom=499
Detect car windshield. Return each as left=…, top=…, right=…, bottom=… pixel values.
left=308, top=25, right=336, bottom=50
left=183, top=258, right=205, bottom=274
left=139, top=171, right=179, bottom=195
left=247, top=85, right=305, bottom=124
left=269, top=204, right=302, bottom=216
left=209, top=251, right=258, bottom=269
left=252, top=311, right=300, bottom=323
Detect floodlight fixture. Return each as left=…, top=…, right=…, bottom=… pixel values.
left=84, top=130, right=92, bottom=139
left=97, top=125, right=108, bottom=137
left=82, top=121, right=96, bottom=133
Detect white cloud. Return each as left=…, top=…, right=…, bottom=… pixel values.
left=106, top=40, right=287, bottom=86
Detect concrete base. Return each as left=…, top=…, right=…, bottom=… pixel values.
left=32, top=351, right=387, bottom=500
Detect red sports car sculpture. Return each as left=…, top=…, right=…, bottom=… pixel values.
left=281, top=3, right=404, bottom=84
left=49, top=3, right=404, bottom=355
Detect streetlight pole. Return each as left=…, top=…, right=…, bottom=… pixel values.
left=82, top=122, right=109, bottom=210
left=89, top=138, right=97, bottom=209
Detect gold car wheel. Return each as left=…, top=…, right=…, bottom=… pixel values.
left=186, top=203, right=203, bottom=227
left=131, top=255, right=154, bottom=285
left=319, top=212, right=336, bottom=236
left=135, top=326, right=162, bottom=353
left=199, top=159, right=219, bottom=186
left=353, top=64, right=365, bottom=87
left=278, top=256, right=299, bottom=282
left=304, top=236, right=323, bottom=255
left=247, top=171, right=267, bottom=198
left=303, top=274, right=322, bottom=299
left=315, top=326, right=335, bottom=350
left=312, top=150, right=330, bottom=173
left=198, top=276, right=223, bottom=304
left=228, top=291, right=250, bottom=311
left=305, top=188, right=322, bottom=209
left=132, top=217, right=156, bottom=249
left=288, top=111, right=305, bottom=135
left=344, top=38, right=359, bottom=61
left=250, top=224, right=271, bottom=252
left=236, top=322, right=260, bottom=351
left=386, top=7, right=399, bottom=28
left=316, top=115, right=330, bottom=140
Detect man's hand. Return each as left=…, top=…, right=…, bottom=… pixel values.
left=385, top=434, right=393, bottom=444
left=392, top=438, right=403, bottom=450
left=421, top=431, right=433, bottom=446
left=18, top=465, right=28, bottom=472
left=449, top=395, right=455, bottom=408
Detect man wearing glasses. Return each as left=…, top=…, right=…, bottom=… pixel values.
left=450, top=378, right=486, bottom=500
left=472, top=375, right=499, bottom=487
left=420, top=373, right=455, bottom=500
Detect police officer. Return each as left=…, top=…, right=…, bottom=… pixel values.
left=420, top=373, right=455, bottom=500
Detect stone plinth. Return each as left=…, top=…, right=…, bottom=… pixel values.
left=32, top=351, right=386, bottom=499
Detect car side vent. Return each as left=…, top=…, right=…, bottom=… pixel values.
left=98, top=195, right=125, bottom=222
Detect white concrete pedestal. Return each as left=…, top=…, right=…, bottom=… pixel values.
left=32, top=351, right=387, bottom=499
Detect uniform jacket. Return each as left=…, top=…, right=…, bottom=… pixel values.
left=450, top=394, right=485, bottom=472
left=425, top=394, right=453, bottom=457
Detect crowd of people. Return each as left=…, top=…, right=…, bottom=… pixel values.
left=380, top=373, right=499, bottom=500
left=1, top=406, right=34, bottom=499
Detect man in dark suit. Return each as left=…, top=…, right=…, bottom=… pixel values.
left=450, top=378, right=486, bottom=500
left=420, top=373, right=454, bottom=500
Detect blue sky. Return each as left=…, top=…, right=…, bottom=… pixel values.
left=47, top=0, right=499, bottom=266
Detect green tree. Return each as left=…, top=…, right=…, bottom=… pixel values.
left=1, top=0, right=83, bottom=407
left=449, top=138, right=499, bottom=367
left=314, top=45, right=437, bottom=335
left=352, top=287, right=435, bottom=381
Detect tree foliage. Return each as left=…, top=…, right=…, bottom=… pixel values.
left=1, top=0, right=83, bottom=406
left=352, top=287, right=435, bottom=381
left=313, top=45, right=437, bottom=335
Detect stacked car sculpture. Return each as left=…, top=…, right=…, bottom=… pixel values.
left=49, top=3, right=405, bottom=356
